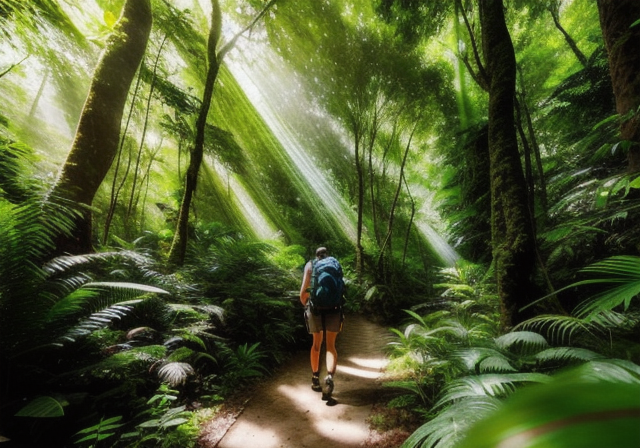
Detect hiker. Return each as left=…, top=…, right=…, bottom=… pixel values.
left=299, top=246, right=345, bottom=403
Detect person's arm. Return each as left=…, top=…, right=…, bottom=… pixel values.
left=299, top=261, right=312, bottom=306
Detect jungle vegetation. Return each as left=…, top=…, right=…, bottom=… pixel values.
left=0, top=0, right=639, bottom=447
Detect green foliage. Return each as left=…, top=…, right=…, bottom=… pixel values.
left=398, top=253, right=640, bottom=448
left=217, top=342, right=268, bottom=394
left=572, top=256, right=640, bottom=318
left=15, top=396, right=67, bottom=418
left=74, top=416, right=124, bottom=448
left=456, top=368, right=640, bottom=448
left=122, top=384, right=196, bottom=448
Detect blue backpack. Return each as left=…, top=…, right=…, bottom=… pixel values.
left=310, top=256, right=344, bottom=314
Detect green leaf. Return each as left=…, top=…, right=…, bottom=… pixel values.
left=628, top=176, right=640, bottom=189
left=138, top=419, right=161, bottom=428
left=161, top=417, right=189, bottom=428
left=15, top=396, right=65, bottom=417
left=104, top=11, right=117, bottom=28
left=457, top=376, right=640, bottom=448
left=75, top=434, right=99, bottom=443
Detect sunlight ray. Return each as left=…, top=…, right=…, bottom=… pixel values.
left=227, top=45, right=358, bottom=242
left=213, top=161, right=279, bottom=239
left=414, top=220, right=460, bottom=267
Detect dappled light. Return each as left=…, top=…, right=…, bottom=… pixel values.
left=216, top=315, right=390, bottom=448
left=338, top=355, right=389, bottom=379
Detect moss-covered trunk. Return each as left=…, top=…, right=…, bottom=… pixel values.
left=480, top=0, right=537, bottom=329
left=50, top=0, right=151, bottom=254
left=597, top=0, right=640, bottom=172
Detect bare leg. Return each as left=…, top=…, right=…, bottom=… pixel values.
left=310, top=331, right=323, bottom=373
left=324, top=331, right=338, bottom=374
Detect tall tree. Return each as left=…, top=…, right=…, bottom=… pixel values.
left=597, top=0, right=640, bottom=172
left=168, top=0, right=276, bottom=266
left=548, top=0, right=588, bottom=67
left=480, top=0, right=537, bottom=328
left=49, top=0, right=152, bottom=254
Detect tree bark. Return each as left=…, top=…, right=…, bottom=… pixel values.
left=480, top=0, right=537, bottom=329
left=50, top=0, right=152, bottom=254
left=597, top=0, right=640, bottom=172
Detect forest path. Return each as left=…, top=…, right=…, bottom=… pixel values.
left=198, top=314, right=395, bottom=448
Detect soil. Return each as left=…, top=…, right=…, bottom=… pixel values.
left=197, top=314, right=415, bottom=448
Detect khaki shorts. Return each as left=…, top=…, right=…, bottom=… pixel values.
left=304, top=306, right=343, bottom=334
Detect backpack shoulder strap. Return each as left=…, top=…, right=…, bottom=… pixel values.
left=310, top=259, right=318, bottom=299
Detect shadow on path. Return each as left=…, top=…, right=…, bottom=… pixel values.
left=201, top=314, right=394, bottom=448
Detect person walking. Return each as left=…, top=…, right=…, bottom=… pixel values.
left=299, top=247, right=344, bottom=404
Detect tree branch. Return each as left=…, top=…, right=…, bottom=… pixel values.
left=218, top=0, right=277, bottom=61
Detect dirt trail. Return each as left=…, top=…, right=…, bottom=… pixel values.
left=199, top=314, right=394, bottom=448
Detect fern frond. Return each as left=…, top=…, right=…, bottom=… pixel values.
left=62, top=302, right=140, bottom=342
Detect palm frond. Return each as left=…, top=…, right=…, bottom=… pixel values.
left=14, top=395, right=66, bottom=418
left=157, top=362, right=195, bottom=386
left=567, top=359, right=640, bottom=384
left=435, top=373, right=551, bottom=408
left=454, top=347, right=514, bottom=373
left=478, top=356, right=517, bottom=373
left=400, top=396, right=501, bottom=448
left=457, top=370, right=640, bottom=448
left=494, top=331, right=549, bottom=355
left=534, top=347, right=605, bottom=365
left=573, top=256, right=640, bottom=318
left=515, top=314, right=597, bottom=344
left=523, top=256, right=640, bottom=320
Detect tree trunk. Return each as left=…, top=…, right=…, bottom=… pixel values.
left=168, top=0, right=222, bottom=267
left=377, top=124, right=416, bottom=279
left=167, top=0, right=277, bottom=266
left=548, top=3, right=588, bottom=67
left=50, top=0, right=152, bottom=254
left=480, top=0, right=537, bottom=329
left=597, top=0, right=640, bottom=172
left=354, top=122, right=365, bottom=281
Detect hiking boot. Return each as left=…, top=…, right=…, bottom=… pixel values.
left=321, top=374, right=334, bottom=401
left=311, top=375, right=322, bottom=392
